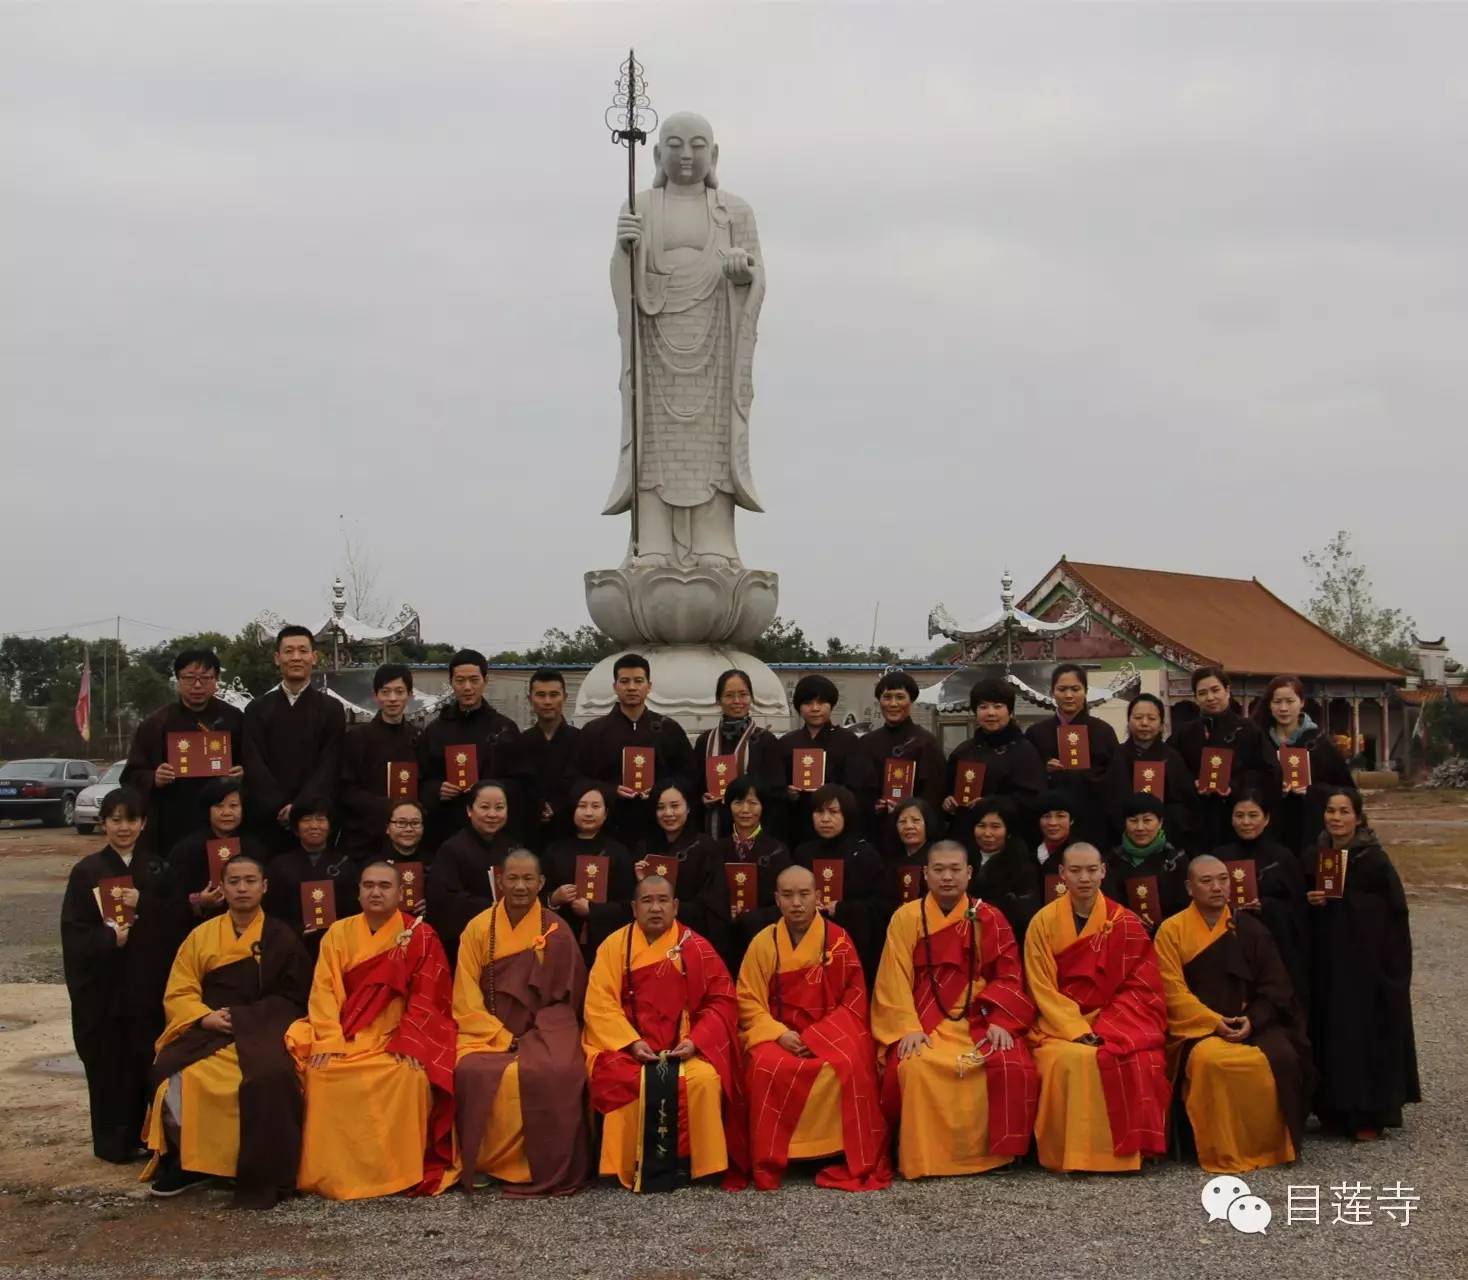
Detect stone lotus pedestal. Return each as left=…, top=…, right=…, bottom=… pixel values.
left=575, top=564, right=789, bottom=732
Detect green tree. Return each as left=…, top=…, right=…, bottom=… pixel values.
left=1302, top=531, right=1417, bottom=668
left=749, top=616, right=821, bottom=663
left=1423, top=697, right=1468, bottom=762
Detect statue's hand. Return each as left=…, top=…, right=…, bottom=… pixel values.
left=722, top=248, right=755, bottom=284
left=617, top=212, right=642, bottom=249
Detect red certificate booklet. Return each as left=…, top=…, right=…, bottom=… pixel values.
left=1058, top=725, right=1091, bottom=770
left=97, top=876, right=136, bottom=927
left=724, top=862, right=756, bottom=917
left=1223, top=858, right=1258, bottom=908
left=205, top=837, right=240, bottom=888
left=1043, top=873, right=1066, bottom=903
left=640, top=856, right=679, bottom=891
left=1197, top=748, right=1234, bottom=795
left=791, top=747, right=826, bottom=792
left=892, top=863, right=923, bottom=905
left=395, top=861, right=424, bottom=911
left=575, top=854, right=611, bottom=904
left=1317, top=848, right=1348, bottom=899
left=813, top=858, right=845, bottom=908
left=1279, top=746, right=1312, bottom=791
left=1125, top=875, right=1161, bottom=930
left=622, top=747, right=654, bottom=797
left=167, top=731, right=232, bottom=778
left=705, top=755, right=737, bottom=801
left=951, top=760, right=986, bottom=807
left=883, top=758, right=915, bottom=803
left=445, top=745, right=478, bottom=791
left=387, top=761, right=419, bottom=801
left=300, top=880, right=337, bottom=931
left=1133, top=761, right=1166, bottom=801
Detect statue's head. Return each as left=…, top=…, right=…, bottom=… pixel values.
left=654, top=112, right=718, bottom=189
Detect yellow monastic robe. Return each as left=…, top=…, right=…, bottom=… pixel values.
left=286, top=913, right=457, bottom=1200
left=1025, top=897, right=1139, bottom=1173
left=1154, top=904, right=1295, bottom=1174
left=871, top=897, right=1013, bottom=1178
left=583, top=924, right=728, bottom=1188
left=453, top=904, right=538, bottom=1183
left=141, top=911, right=263, bottom=1178
left=737, top=921, right=844, bottom=1162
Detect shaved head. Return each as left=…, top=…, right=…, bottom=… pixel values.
left=1187, top=854, right=1225, bottom=883
left=502, top=848, right=541, bottom=874
left=360, top=859, right=401, bottom=885
left=776, top=865, right=816, bottom=892
left=635, top=873, right=674, bottom=900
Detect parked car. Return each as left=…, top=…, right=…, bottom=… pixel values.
left=0, top=758, right=100, bottom=827
left=74, top=760, right=127, bottom=834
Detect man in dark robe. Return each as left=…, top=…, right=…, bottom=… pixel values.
left=518, top=667, right=581, bottom=851
left=1154, top=856, right=1310, bottom=1173
left=417, top=648, right=529, bottom=852
left=1023, top=663, right=1117, bottom=849
left=121, top=647, right=245, bottom=857
left=454, top=850, right=592, bottom=1196
left=143, top=853, right=311, bottom=1205
left=858, top=670, right=946, bottom=841
left=338, top=663, right=421, bottom=859
left=241, top=625, right=345, bottom=852
left=1167, top=667, right=1270, bottom=852
left=569, top=653, right=696, bottom=846
left=777, top=674, right=877, bottom=847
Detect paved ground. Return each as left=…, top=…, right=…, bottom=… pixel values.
left=1, top=793, right=1463, bottom=1279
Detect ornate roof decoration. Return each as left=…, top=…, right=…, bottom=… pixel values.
left=929, top=570, right=1092, bottom=667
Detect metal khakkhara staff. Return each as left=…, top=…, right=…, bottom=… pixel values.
left=607, top=49, right=656, bottom=558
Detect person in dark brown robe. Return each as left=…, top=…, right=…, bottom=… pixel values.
left=261, top=797, right=358, bottom=963
left=144, top=853, right=311, bottom=1205
left=543, top=782, right=637, bottom=966
left=778, top=675, right=878, bottom=847
left=337, top=663, right=421, bottom=859
left=427, top=781, right=520, bottom=968
left=241, top=626, right=346, bottom=853
left=1252, top=675, right=1355, bottom=856
left=944, top=676, right=1047, bottom=846
left=793, top=785, right=887, bottom=986
left=518, top=667, right=582, bottom=851
left=1104, top=693, right=1200, bottom=851
left=859, top=670, right=947, bottom=853
left=704, top=774, right=792, bottom=971
left=693, top=668, right=786, bottom=839
left=60, top=788, right=162, bottom=1162
left=1305, top=788, right=1420, bottom=1139
left=633, top=781, right=719, bottom=944
left=1167, top=667, right=1271, bottom=852
left=967, top=796, right=1042, bottom=942
left=1023, top=663, right=1117, bottom=849
left=568, top=653, right=697, bottom=846
left=418, top=649, right=531, bottom=853
left=1102, top=793, right=1190, bottom=934
left=120, top=647, right=245, bottom=857
left=454, top=851, right=592, bottom=1196
left=887, top=798, right=940, bottom=909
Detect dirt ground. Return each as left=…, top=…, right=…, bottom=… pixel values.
left=1, top=790, right=1463, bottom=1278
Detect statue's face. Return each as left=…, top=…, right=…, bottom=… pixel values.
left=657, top=114, right=715, bottom=186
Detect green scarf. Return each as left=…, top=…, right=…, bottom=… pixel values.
left=1120, top=828, right=1168, bottom=867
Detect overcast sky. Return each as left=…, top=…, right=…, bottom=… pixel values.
left=3, top=4, right=1464, bottom=662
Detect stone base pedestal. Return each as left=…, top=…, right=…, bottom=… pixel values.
left=573, top=645, right=790, bottom=734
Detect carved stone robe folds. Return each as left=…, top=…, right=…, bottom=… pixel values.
left=606, top=185, right=765, bottom=541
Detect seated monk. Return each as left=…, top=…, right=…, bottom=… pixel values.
left=143, top=853, right=311, bottom=1206
left=287, top=861, right=458, bottom=1199
left=872, top=840, right=1039, bottom=1179
left=454, top=849, right=592, bottom=1196
left=736, top=866, right=891, bottom=1192
left=1154, top=855, right=1310, bottom=1173
left=1024, top=842, right=1171, bottom=1173
left=583, top=874, right=749, bottom=1191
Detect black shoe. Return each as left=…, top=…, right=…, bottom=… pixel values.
left=150, top=1154, right=212, bottom=1198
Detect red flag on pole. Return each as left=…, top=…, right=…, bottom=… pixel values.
left=75, top=648, right=92, bottom=743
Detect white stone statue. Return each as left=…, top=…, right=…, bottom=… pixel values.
left=604, top=111, right=764, bottom=569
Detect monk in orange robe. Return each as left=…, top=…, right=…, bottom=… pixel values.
left=736, top=865, right=890, bottom=1192
left=1154, top=855, right=1310, bottom=1173
left=872, top=840, right=1038, bottom=1179
left=1024, top=842, right=1170, bottom=1173
left=454, top=850, right=591, bottom=1195
left=287, top=861, right=458, bottom=1199
left=583, top=874, right=749, bottom=1191
left=142, top=853, right=310, bottom=1207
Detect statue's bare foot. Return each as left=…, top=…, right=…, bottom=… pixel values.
left=696, top=554, right=742, bottom=571
left=628, top=553, right=672, bottom=570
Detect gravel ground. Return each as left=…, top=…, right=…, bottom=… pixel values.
left=0, top=824, right=1463, bottom=1279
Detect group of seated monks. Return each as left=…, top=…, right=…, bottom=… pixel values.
left=59, top=636, right=1419, bottom=1205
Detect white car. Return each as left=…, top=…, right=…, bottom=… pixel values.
left=74, top=760, right=127, bottom=833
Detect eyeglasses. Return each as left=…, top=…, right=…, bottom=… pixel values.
left=389, top=819, right=423, bottom=828
left=177, top=673, right=217, bottom=685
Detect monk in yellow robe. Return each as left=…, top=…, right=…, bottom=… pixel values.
left=737, top=866, right=890, bottom=1192
left=1154, top=855, right=1310, bottom=1173
left=454, top=850, right=592, bottom=1195
left=143, top=853, right=310, bottom=1206
left=287, top=861, right=458, bottom=1199
left=583, top=874, right=749, bottom=1191
left=1025, top=842, right=1170, bottom=1173
left=872, top=840, right=1038, bottom=1179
